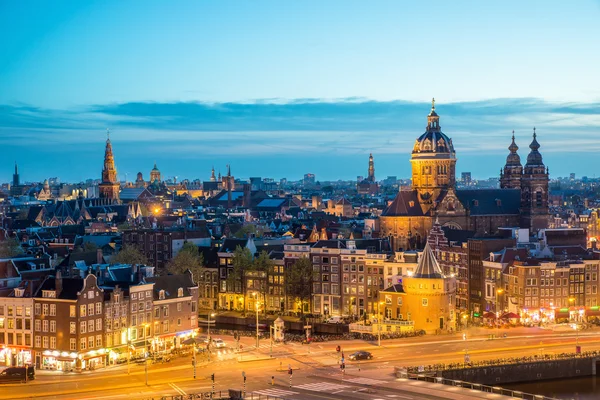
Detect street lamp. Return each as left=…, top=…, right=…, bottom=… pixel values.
left=377, top=301, right=384, bottom=347
left=208, top=313, right=216, bottom=339
left=192, top=329, right=197, bottom=379
left=254, top=293, right=260, bottom=349
left=143, top=323, right=150, bottom=386
left=496, top=289, right=504, bottom=335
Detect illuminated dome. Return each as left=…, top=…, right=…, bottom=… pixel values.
left=412, top=99, right=455, bottom=156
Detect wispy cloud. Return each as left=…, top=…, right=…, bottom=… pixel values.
left=1, top=98, right=599, bottom=182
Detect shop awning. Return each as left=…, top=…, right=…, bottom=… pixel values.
left=585, top=308, right=600, bottom=317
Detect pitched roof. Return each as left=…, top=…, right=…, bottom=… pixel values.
left=145, top=272, right=196, bottom=299
left=455, top=189, right=521, bottom=215
left=381, top=283, right=405, bottom=293
left=414, top=242, right=444, bottom=279
left=381, top=190, right=424, bottom=217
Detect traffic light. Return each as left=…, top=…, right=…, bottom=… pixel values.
left=288, top=367, right=293, bottom=375
left=211, top=373, right=215, bottom=382
left=336, top=346, right=340, bottom=352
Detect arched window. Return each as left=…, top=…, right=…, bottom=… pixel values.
left=177, top=288, right=183, bottom=297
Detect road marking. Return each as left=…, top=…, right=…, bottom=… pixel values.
left=169, top=383, right=186, bottom=396
left=386, top=395, right=413, bottom=399
left=253, top=388, right=299, bottom=397
left=346, top=377, right=388, bottom=385
left=295, top=382, right=349, bottom=392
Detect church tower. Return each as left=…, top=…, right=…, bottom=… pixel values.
left=12, top=162, right=20, bottom=187
left=367, top=153, right=375, bottom=182
left=500, top=131, right=523, bottom=189
left=521, top=128, right=549, bottom=230
left=99, top=132, right=120, bottom=201
left=210, top=166, right=216, bottom=182
left=410, top=99, right=456, bottom=208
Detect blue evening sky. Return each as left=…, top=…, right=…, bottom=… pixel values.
left=1, top=1, right=599, bottom=183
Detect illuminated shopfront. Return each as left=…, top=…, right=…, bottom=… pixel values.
left=0, top=346, right=32, bottom=366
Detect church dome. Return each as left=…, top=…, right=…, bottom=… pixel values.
left=151, top=163, right=160, bottom=172
left=525, top=128, right=544, bottom=167
left=412, top=99, right=455, bottom=155
left=505, top=131, right=521, bottom=166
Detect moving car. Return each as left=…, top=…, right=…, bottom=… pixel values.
left=212, top=338, right=226, bottom=348
left=0, top=366, right=35, bottom=383
left=348, top=351, right=373, bottom=361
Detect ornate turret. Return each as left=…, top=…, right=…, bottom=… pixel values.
left=414, top=241, right=445, bottom=279
left=210, top=166, right=216, bottom=182
left=521, top=127, right=549, bottom=230
left=500, top=131, right=523, bottom=189
left=150, top=163, right=161, bottom=183
left=410, top=99, right=457, bottom=209
left=99, top=130, right=120, bottom=200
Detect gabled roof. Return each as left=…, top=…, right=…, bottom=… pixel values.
left=381, top=190, right=424, bottom=217
left=414, top=242, right=444, bottom=279
left=35, top=275, right=85, bottom=300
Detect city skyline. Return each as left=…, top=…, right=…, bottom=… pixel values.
left=1, top=97, right=598, bottom=183
left=1, top=1, right=599, bottom=182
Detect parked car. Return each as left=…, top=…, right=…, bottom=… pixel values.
left=0, top=366, right=35, bottom=383
left=212, top=338, right=226, bottom=348
left=348, top=351, right=373, bottom=361
left=325, top=316, right=348, bottom=324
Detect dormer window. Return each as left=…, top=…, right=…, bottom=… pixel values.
left=159, top=290, right=165, bottom=300
left=177, top=288, right=183, bottom=298
left=42, top=290, right=56, bottom=298
left=14, top=288, right=24, bottom=297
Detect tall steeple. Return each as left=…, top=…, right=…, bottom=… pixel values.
left=521, top=127, right=549, bottom=231
left=500, top=130, right=523, bottom=189
left=12, top=162, right=20, bottom=187
left=368, top=153, right=375, bottom=182
left=210, top=166, right=216, bottom=182
left=99, top=130, right=120, bottom=200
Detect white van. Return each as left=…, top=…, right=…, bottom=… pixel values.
left=325, top=316, right=345, bottom=324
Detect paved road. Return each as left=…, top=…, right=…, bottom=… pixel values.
left=2, top=329, right=595, bottom=400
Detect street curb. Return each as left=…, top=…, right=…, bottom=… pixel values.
left=237, top=357, right=273, bottom=363
left=0, top=376, right=204, bottom=399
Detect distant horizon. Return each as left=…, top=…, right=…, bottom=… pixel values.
left=1, top=97, right=599, bottom=184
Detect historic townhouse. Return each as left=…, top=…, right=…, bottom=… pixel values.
left=33, top=272, right=105, bottom=371
left=0, top=290, right=34, bottom=366
left=146, top=272, right=199, bottom=350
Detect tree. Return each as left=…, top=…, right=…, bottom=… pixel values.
left=0, top=237, right=23, bottom=258
left=226, top=246, right=253, bottom=312
left=82, top=242, right=98, bottom=252
left=252, top=250, right=272, bottom=315
left=112, top=244, right=148, bottom=265
left=234, top=225, right=264, bottom=239
left=286, top=256, right=314, bottom=318
left=166, top=242, right=205, bottom=283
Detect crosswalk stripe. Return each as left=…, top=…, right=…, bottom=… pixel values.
left=252, top=388, right=299, bottom=397
left=346, top=377, right=388, bottom=385
left=294, top=382, right=349, bottom=392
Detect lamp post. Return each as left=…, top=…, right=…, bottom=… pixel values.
left=377, top=301, right=384, bottom=347
left=254, top=293, right=260, bottom=350
left=496, top=289, right=504, bottom=335
left=208, top=312, right=215, bottom=339
left=143, top=324, right=150, bottom=386
left=192, top=329, right=197, bottom=379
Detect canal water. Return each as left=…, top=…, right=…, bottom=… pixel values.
left=503, top=376, right=600, bottom=399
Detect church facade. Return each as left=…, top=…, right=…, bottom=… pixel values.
left=380, top=100, right=549, bottom=251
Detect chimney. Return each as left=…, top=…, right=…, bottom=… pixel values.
left=96, top=248, right=103, bottom=264
left=55, top=270, right=63, bottom=295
